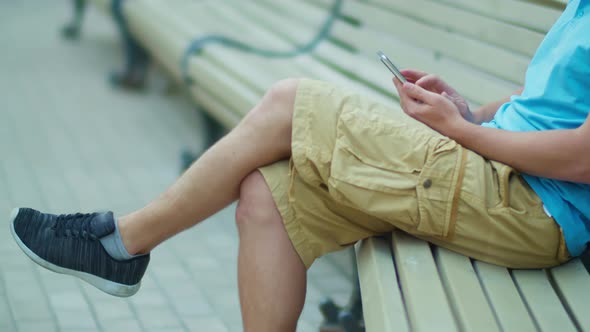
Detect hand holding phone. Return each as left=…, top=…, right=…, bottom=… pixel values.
left=377, top=51, right=407, bottom=83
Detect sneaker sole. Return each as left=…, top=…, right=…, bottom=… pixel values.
left=9, top=208, right=140, bottom=297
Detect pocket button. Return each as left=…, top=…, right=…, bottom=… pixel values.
left=423, top=179, right=432, bottom=189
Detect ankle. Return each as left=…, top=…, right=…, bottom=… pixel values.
left=117, top=216, right=143, bottom=256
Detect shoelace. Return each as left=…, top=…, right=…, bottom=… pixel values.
left=51, top=213, right=99, bottom=241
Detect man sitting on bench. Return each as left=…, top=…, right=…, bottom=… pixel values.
left=9, top=1, right=589, bottom=331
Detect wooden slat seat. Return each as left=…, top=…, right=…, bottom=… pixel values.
left=84, top=0, right=589, bottom=330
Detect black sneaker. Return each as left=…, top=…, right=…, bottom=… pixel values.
left=9, top=208, right=149, bottom=297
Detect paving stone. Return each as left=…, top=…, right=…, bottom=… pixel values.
left=130, top=289, right=169, bottom=308
left=228, top=323, right=244, bottom=332
left=9, top=299, right=53, bottom=321
left=146, top=328, right=187, bottom=332
left=100, top=319, right=143, bottom=332
left=16, top=320, right=58, bottom=332
left=54, top=309, right=98, bottom=329
left=0, top=298, right=15, bottom=331
left=172, top=296, right=214, bottom=317
left=136, top=307, right=183, bottom=329
left=159, top=277, right=203, bottom=299
left=297, top=319, right=318, bottom=332
left=92, top=299, right=135, bottom=321
left=49, top=291, right=90, bottom=311
left=184, top=316, right=229, bottom=332
left=310, top=272, right=353, bottom=294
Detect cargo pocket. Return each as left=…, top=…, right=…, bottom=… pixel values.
left=326, top=108, right=468, bottom=236
left=327, top=142, right=421, bottom=232
left=488, top=160, right=547, bottom=217
left=415, top=139, right=467, bottom=238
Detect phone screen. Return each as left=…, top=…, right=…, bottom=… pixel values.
left=377, top=51, right=407, bottom=83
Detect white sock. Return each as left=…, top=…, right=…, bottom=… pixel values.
left=99, top=218, right=136, bottom=261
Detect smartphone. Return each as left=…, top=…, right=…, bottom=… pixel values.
left=377, top=51, right=406, bottom=83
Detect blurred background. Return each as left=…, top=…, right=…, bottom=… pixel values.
left=0, top=1, right=354, bottom=331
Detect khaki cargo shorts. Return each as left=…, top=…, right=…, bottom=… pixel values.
left=259, top=79, right=570, bottom=269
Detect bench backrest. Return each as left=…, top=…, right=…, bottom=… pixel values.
left=121, top=0, right=566, bottom=121
left=246, top=0, right=565, bottom=105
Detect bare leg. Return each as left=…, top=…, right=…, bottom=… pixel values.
left=236, top=171, right=307, bottom=332
left=119, top=79, right=299, bottom=254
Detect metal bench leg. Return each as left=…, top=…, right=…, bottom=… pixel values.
left=582, top=249, right=590, bottom=273
left=109, top=0, right=150, bottom=89
left=61, top=0, right=87, bottom=40
left=319, top=248, right=365, bottom=332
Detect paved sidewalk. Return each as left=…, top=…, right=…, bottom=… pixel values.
left=0, top=2, right=353, bottom=331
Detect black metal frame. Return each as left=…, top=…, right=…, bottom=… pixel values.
left=109, top=0, right=150, bottom=89
left=61, top=0, right=87, bottom=40
left=62, top=0, right=149, bottom=89
left=319, top=248, right=365, bottom=332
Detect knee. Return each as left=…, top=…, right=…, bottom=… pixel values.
left=236, top=171, right=282, bottom=230
left=264, top=78, right=300, bottom=107
left=245, top=78, right=299, bottom=124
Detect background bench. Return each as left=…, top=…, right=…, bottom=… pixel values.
left=66, top=0, right=590, bottom=331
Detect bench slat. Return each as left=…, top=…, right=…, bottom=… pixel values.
left=205, top=1, right=395, bottom=106
left=227, top=1, right=397, bottom=106
left=391, top=231, right=458, bottom=331
left=548, top=259, right=590, bottom=331
left=356, top=238, right=410, bottom=332
left=208, top=1, right=394, bottom=104
left=512, top=269, right=578, bottom=332
left=125, top=1, right=259, bottom=117
left=473, top=261, right=537, bottom=332
left=437, top=0, right=563, bottom=32
left=325, top=0, right=531, bottom=85
left=365, top=0, right=545, bottom=57
left=267, top=0, right=518, bottom=105
left=325, top=16, right=516, bottom=105
left=434, top=248, right=500, bottom=331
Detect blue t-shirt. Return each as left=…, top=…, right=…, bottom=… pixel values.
left=482, top=0, right=590, bottom=256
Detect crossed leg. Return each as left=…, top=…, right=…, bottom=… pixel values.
left=118, top=79, right=305, bottom=331
left=118, top=78, right=299, bottom=255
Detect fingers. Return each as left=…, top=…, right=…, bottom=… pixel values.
left=415, top=74, right=449, bottom=93
left=403, top=82, right=437, bottom=105
left=400, top=69, right=428, bottom=83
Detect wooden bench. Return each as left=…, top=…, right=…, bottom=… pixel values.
left=68, top=0, right=590, bottom=330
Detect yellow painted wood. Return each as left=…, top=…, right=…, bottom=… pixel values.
left=391, top=231, right=458, bottom=331
left=327, top=0, right=531, bottom=85
left=366, top=0, right=545, bottom=57
left=356, top=238, right=410, bottom=332
left=230, top=1, right=397, bottom=105
left=512, top=269, right=577, bottom=332
left=265, top=0, right=518, bottom=105
left=434, top=248, right=500, bottom=331
left=438, top=0, right=563, bottom=32
left=473, top=261, right=537, bottom=332
left=548, top=259, right=590, bottom=331
left=205, top=1, right=394, bottom=106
